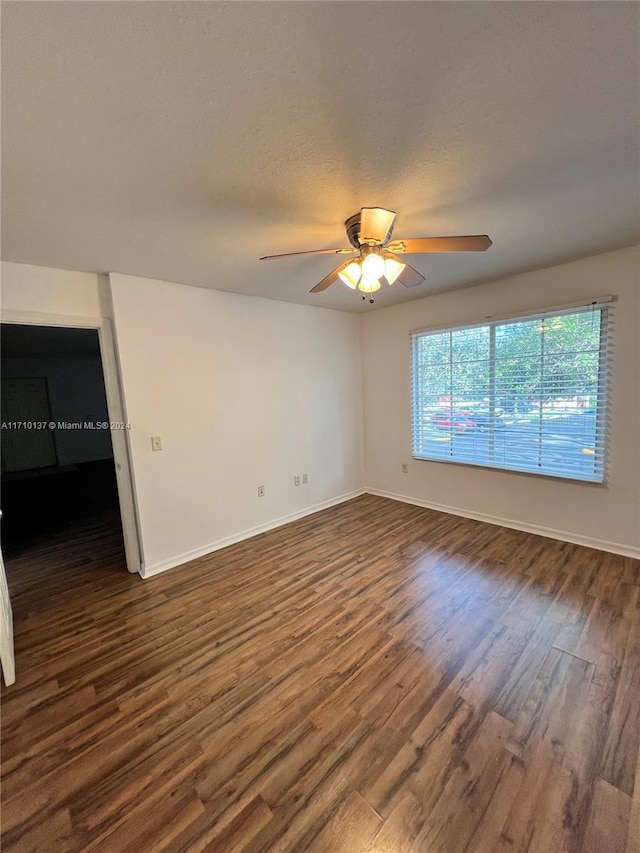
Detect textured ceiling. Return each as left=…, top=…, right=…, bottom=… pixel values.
left=2, top=2, right=639, bottom=313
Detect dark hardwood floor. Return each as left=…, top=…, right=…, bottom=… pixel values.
left=1, top=494, right=639, bottom=852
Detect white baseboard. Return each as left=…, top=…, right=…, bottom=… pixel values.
left=365, top=488, right=640, bottom=559
left=141, top=489, right=367, bottom=578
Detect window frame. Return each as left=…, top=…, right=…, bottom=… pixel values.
left=410, top=297, right=613, bottom=484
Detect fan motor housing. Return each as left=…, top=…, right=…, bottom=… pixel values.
left=343, top=211, right=395, bottom=249
left=344, top=213, right=362, bottom=249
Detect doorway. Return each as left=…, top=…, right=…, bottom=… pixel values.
left=0, top=321, right=141, bottom=574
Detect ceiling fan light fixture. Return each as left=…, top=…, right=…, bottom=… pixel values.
left=358, top=276, right=381, bottom=293
left=361, top=252, right=385, bottom=280
left=337, top=261, right=362, bottom=290
left=260, top=207, right=491, bottom=299
left=384, top=257, right=405, bottom=285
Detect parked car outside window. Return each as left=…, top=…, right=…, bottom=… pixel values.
left=430, top=403, right=505, bottom=432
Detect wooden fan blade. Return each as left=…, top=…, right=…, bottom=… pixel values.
left=382, top=252, right=426, bottom=288
left=397, top=263, right=426, bottom=288
left=359, top=207, right=396, bottom=244
left=386, top=235, right=492, bottom=254
left=260, top=248, right=355, bottom=261
left=310, top=260, right=353, bottom=293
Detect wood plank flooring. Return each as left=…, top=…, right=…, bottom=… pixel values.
left=1, top=494, right=639, bottom=852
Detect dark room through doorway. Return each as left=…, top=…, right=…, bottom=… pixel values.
left=1, top=323, right=128, bottom=581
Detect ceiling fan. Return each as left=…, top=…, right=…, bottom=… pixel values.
left=260, top=207, right=492, bottom=302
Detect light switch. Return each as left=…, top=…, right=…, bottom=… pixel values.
left=151, top=436, right=162, bottom=451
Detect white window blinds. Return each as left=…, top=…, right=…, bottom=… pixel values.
left=411, top=301, right=612, bottom=483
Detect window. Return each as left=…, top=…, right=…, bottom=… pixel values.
left=411, top=301, right=611, bottom=483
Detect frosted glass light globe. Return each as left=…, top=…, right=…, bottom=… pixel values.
left=384, top=257, right=405, bottom=285
left=337, top=262, right=362, bottom=289
left=361, top=252, right=385, bottom=280
left=358, top=276, right=381, bottom=293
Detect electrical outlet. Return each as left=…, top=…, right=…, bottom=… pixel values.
left=151, top=436, right=162, bottom=451
left=294, top=475, right=301, bottom=487
left=257, top=485, right=265, bottom=497
left=302, top=473, right=308, bottom=485
left=401, top=463, right=408, bottom=473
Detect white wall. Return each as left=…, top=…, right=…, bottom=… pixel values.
left=0, top=261, right=109, bottom=320
left=2, top=356, right=113, bottom=465
left=109, top=274, right=364, bottom=574
left=362, top=246, right=640, bottom=555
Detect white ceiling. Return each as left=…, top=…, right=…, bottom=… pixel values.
left=2, top=2, right=638, bottom=313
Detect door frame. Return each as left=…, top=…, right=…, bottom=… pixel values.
left=0, top=310, right=142, bottom=574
